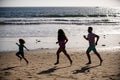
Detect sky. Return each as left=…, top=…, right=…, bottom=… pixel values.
left=0, top=0, right=120, bottom=7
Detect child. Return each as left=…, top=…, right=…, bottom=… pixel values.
left=16, top=39, right=29, bottom=64
left=54, top=29, right=72, bottom=65
left=83, top=27, right=103, bottom=65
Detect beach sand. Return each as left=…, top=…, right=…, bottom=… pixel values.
left=0, top=48, right=120, bottom=80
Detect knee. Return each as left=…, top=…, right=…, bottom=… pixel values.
left=64, top=51, right=68, bottom=55
left=56, top=52, right=60, bottom=55
left=56, top=50, right=61, bottom=55
left=94, top=52, right=99, bottom=55
left=86, top=51, right=89, bottom=54
left=16, top=52, right=19, bottom=56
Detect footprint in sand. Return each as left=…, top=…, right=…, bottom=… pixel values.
left=4, top=72, right=11, bottom=76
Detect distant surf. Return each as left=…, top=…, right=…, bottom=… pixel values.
left=0, top=7, right=120, bottom=25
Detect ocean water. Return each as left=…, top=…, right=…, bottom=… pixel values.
left=0, top=7, right=120, bottom=52
left=0, top=7, right=120, bottom=25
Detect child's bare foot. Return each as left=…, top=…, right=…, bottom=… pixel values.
left=20, top=58, right=22, bottom=61
left=25, top=60, right=29, bottom=64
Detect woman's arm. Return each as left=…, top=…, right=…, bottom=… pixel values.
left=65, top=36, right=68, bottom=44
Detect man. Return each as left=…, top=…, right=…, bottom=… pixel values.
left=83, top=27, right=103, bottom=65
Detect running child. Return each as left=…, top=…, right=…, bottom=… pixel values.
left=16, top=39, right=29, bottom=64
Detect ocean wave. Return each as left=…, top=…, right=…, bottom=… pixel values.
left=31, top=14, right=119, bottom=17
left=0, top=18, right=119, bottom=25
left=0, top=13, right=119, bottom=18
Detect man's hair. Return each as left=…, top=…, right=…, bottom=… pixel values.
left=88, top=27, right=93, bottom=31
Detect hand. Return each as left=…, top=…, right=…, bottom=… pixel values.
left=95, top=42, right=98, bottom=45
left=83, top=35, right=86, bottom=38
left=16, top=43, right=19, bottom=45
left=56, top=42, right=58, bottom=44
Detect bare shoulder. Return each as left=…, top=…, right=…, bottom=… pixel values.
left=93, top=33, right=99, bottom=37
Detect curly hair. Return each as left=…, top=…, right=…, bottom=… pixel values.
left=19, top=39, right=25, bottom=44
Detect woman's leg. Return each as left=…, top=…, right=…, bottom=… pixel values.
left=62, top=49, right=72, bottom=65
left=54, top=48, right=62, bottom=65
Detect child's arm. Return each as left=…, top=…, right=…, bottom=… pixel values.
left=95, top=35, right=99, bottom=45
left=16, top=43, right=19, bottom=46
left=24, top=45, right=29, bottom=51
left=83, top=35, right=88, bottom=40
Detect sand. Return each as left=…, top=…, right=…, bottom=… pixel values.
left=0, top=48, right=120, bottom=80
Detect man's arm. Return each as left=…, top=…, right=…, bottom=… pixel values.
left=95, top=35, right=99, bottom=45
left=83, top=35, right=88, bottom=40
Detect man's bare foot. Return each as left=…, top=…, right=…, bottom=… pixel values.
left=86, top=62, right=91, bottom=65
left=54, top=62, right=59, bottom=65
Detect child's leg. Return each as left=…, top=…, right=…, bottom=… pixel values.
left=62, top=49, right=72, bottom=65
left=86, top=47, right=92, bottom=64
left=93, top=48, right=103, bottom=65
left=21, top=53, right=29, bottom=64
left=54, top=48, right=62, bottom=65
left=23, top=57, right=29, bottom=64
left=16, top=52, right=22, bottom=61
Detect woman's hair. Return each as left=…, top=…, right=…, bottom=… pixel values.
left=19, top=39, right=25, bottom=44
left=58, top=29, right=67, bottom=41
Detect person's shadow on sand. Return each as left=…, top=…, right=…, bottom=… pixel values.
left=37, top=66, right=70, bottom=74
left=1, top=66, right=21, bottom=71
left=72, top=65, right=100, bottom=74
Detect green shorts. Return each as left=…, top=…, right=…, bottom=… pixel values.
left=87, top=45, right=97, bottom=52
